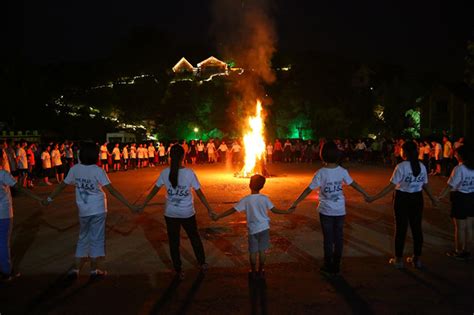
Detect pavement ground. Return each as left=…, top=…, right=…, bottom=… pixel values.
left=1, top=162, right=473, bottom=315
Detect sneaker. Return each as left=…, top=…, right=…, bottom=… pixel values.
left=1, top=271, right=21, bottom=282
left=407, top=256, right=423, bottom=269
left=46, top=182, right=53, bottom=186
left=90, top=269, right=107, bottom=280
left=389, top=257, right=405, bottom=269
left=66, top=268, right=79, bottom=281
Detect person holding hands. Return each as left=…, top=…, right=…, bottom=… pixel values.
left=290, top=141, right=369, bottom=275
left=43, top=142, right=137, bottom=280
left=213, top=174, right=293, bottom=279
left=138, top=145, right=215, bottom=279
left=438, top=144, right=473, bottom=261
left=367, top=141, right=438, bottom=269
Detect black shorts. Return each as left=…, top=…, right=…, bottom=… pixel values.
left=101, top=159, right=108, bottom=165
left=113, top=159, right=121, bottom=164
left=450, top=191, right=474, bottom=219
left=54, top=165, right=64, bottom=174
left=43, top=168, right=53, bottom=178
left=18, top=168, right=28, bottom=176
left=149, top=157, right=154, bottom=163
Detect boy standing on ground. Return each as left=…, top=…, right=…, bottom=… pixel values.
left=213, top=174, right=293, bottom=278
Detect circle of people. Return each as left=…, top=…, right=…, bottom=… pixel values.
left=0, top=137, right=472, bottom=281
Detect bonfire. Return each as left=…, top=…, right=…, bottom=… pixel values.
left=236, top=99, right=269, bottom=177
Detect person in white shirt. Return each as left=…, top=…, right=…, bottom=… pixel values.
left=368, top=141, right=437, bottom=269
left=0, top=153, right=42, bottom=280
left=51, top=143, right=64, bottom=183
left=148, top=143, right=156, bottom=167
left=266, top=142, right=273, bottom=164
left=231, top=141, right=242, bottom=164
left=430, top=140, right=442, bottom=176
left=137, top=144, right=145, bottom=168
left=196, top=140, right=205, bottom=164
left=139, top=145, right=215, bottom=279
left=158, top=142, right=166, bottom=165
left=15, top=141, right=28, bottom=188
left=41, top=146, right=53, bottom=186
left=99, top=142, right=110, bottom=173
left=129, top=143, right=137, bottom=169
left=112, top=143, right=121, bottom=172
left=44, top=143, right=137, bottom=280
left=122, top=144, right=129, bottom=171
left=438, top=145, right=474, bottom=260
left=207, top=140, right=217, bottom=163
left=442, top=136, right=454, bottom=176
left=213, top=174, right=292, bottom=278
left=217, top=141, right=228, bottom=163
left=290, top=141, right=369, bottom=275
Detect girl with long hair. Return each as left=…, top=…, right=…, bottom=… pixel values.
left=139, top=145, right=215, bottom=279
left=438, top=144, right=474, bottom=260
left=367, top=141, right=438, bottom=269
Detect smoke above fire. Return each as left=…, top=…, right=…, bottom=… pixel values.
left=211, top=0, right=276, bottom=106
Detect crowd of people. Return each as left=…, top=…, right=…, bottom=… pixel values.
left=0, top=134, right=472, bottom=283
left=0, top=135, right=465, bottom=191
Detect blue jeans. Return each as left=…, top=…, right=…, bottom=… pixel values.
left=0, top=218, right=13, bottom=275
left=319, top=214, right=345, bottom=266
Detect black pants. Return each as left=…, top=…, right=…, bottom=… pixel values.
left=165, top=215, right=205, bottom=272
left=319, top=214, right=345, bottom=267
left=393, top=191, right=424, bottom=257
left=442, top=158, right=452, bottom=176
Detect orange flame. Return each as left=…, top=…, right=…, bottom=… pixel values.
left=242, top=100, right=266, bottom=177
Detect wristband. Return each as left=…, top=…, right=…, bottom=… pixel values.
left=47, top=197, right=54, bottom=203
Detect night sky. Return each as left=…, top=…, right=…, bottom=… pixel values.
left=22, top=0, right=473, bottom=76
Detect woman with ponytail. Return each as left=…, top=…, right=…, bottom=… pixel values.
left=140, top=144, right=215, bottom=279
left=367, top=140, right=437, bottom=269
left=438, top=144, right=474, bottom=261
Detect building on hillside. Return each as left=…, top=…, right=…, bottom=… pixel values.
left=172, top=57, right=196, bottom=76
left=196, top=56, right=228, bottom=77
left=420, top=83, right=474, bottom=139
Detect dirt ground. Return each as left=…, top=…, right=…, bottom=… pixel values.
left=1, top=162, right=473, bottom=315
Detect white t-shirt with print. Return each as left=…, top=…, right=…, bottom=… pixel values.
left=0, top=170, right=16, bottom=219
left=159, top=146, right=166, bottom=156
left=51, top=149, right=62, bottom=166
left=218, top=144, right=228, bottom=152
left=309, top=166, right=353, bottom=216
left=123, top=147, right=129, bottom=159
left=234, top=194, right=274, bottom=235
left=447, top=164, right=474, bottom=194
left=232, top=144, right=241, bottom=152
left=112, top=147, right=121, bottom=160
left=130, top=146, right=137, bottom=159
left=100, top=145, right=108, bottom=160
left=197, top=143, right=205, bottom=152
left=16, top=147, right=28, bottom=169
left=137, top=147, right=144, bottom=159
left=148, top=146, right=155, bottom=157
left=64, top=164, right=111, bottom=217
left=41, top=151, right=52, bottom=169
left=156, top=168, right=201, bottom=218
left=266, top=145, right=273, bottom=155
left=390, top=161, right=428, bottom=193
left=207, top=143, right=216, bottom=153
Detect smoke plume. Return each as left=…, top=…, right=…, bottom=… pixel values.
left=211, top=0, right=277, bottom=111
